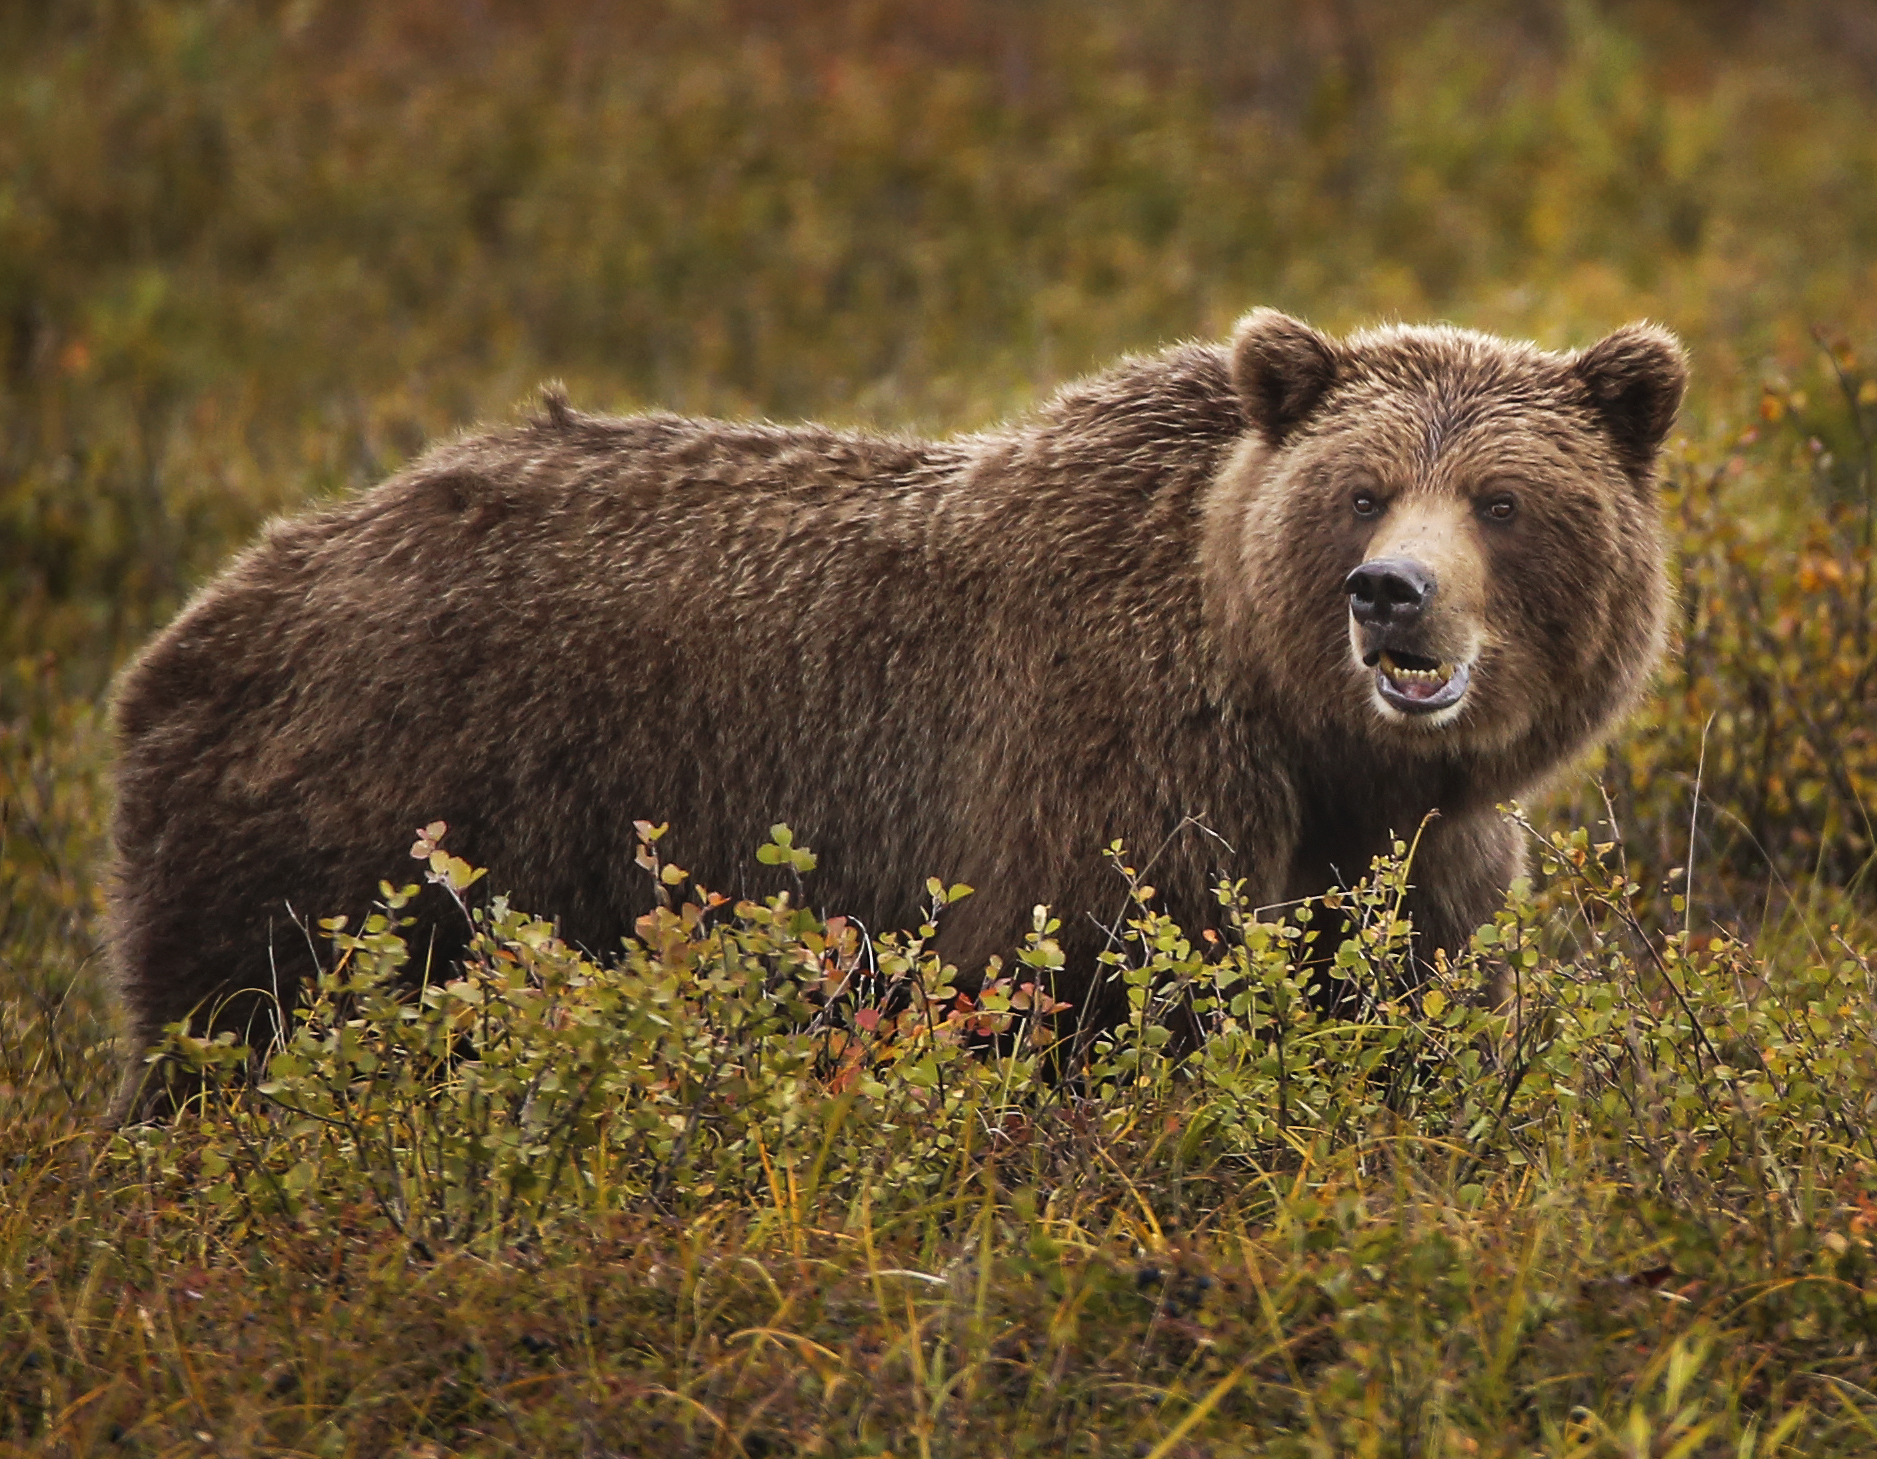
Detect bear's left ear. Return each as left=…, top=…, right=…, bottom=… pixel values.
left=1573, top=323, right=1688, bottom=478
left=1231, top=309, right=1346, bottom=448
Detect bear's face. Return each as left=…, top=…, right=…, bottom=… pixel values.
left=1207, top=310, right=1686, bottom=781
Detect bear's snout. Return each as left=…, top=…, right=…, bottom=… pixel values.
left=1345, top=557, right=1436, bottom=626
left=1344, top=555, right=1476, bottom=719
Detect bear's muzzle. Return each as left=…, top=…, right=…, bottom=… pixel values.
left=1345, top=556, right=1473, bottom=715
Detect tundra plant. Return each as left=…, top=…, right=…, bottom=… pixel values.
left=111, top=817, right=1877, bottom=1261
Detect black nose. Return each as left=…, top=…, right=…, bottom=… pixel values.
left=1345, top=557, right=1437, bottom=625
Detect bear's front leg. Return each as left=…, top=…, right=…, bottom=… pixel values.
left=1399, top=808, right=1527, bottom=1006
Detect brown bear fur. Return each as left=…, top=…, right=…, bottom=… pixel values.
left=106, top=310, right=1686, bottom=1120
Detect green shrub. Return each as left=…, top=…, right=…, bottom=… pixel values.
left=111, top=814, right=1877, bottom=1250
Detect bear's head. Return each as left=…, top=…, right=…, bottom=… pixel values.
left=1206, top=308, right=1686, bottom=789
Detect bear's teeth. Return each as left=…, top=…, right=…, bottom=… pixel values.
left=1378, top=652, right=1455, bottom=685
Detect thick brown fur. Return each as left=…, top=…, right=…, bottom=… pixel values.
left=106, top=311, right=1686, bottom=1120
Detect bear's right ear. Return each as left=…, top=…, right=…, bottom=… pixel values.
left=1230, top=309, right=1345, bottom=448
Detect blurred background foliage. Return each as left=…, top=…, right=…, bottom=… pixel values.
left=4, top=0, right=1877, bottom=1008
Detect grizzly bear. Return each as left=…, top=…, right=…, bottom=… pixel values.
left=106, top=309, right=1685, bottom=1120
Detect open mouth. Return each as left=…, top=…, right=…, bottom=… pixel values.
left=1363, top=648, right=1472, bottom=715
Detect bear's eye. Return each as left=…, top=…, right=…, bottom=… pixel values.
left=1481, top=492, right=1518, bottom=523
left=1351, top=490, right=1383, bottom=519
